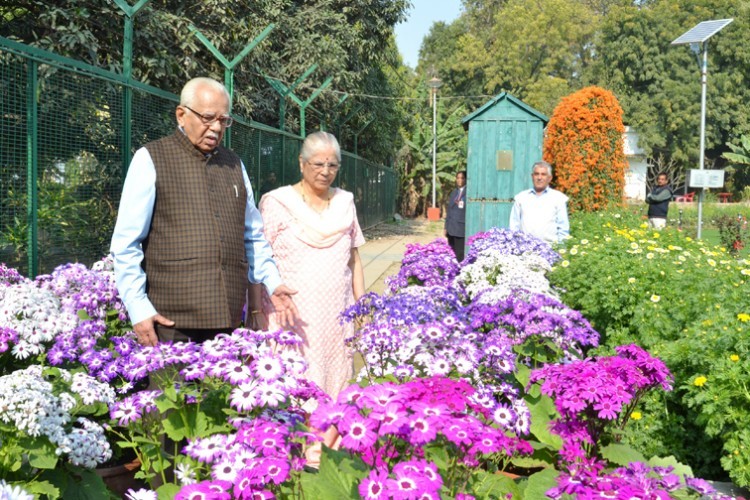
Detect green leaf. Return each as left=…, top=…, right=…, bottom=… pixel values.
left=61, top=469, right=111, bottom=500
left=468, top=469, right=521, bottom=499
left=424, top=443, right=450, bottom=470
left=25, top=480, right=60, bottom=499
left=24, top=438, right=59, bottom=469
left=76, top=309, right=93, bottom=320
left=523, top=468, right=559, bottom=499
left=300, top=448, right=368, bottom=498
left=514, top=363, right=531, bottom=388
left=525, top=393, right=563, bottom=449
left=600, top=443, right=647, bottom=467
left=157, top=483, right=181, bottom=499
left=647, top=455, right=693, bottom=477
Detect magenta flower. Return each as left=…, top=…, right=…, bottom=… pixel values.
left=339, top=412, right=379, bottom=451
left=359, top=468, right=391, bottom=499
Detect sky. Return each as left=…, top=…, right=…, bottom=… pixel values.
left=394, top=0, right=464, bottom=69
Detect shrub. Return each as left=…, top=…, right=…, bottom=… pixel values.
left=543, top=87, right=627, bottom=212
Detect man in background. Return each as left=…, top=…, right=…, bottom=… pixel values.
left=646, top=172, right=673, bottom=229
left=509, top=161, right=569, bottom=244
left=444, top=170, right=467, bottom=261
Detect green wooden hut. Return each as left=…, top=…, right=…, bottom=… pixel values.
left=461, top=93, right=548, bottom=240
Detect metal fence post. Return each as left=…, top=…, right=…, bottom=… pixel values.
left=113, top=0, right=151, bottom=175
left=190, top=24, right=274, bottom=149
left=26, top=60, right=38, bottom=276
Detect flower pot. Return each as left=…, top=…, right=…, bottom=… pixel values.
left=95, top=458, right=145, bottom=497
left=427, top=207, right=441, bottom=221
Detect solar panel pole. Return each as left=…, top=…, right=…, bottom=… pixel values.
left=697, top=42, right=708, bottom=239
left=671, top=19, right=733, bottom=239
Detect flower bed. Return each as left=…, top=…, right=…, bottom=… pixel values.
left=0, top=231, right=738, bottom=499
left=550, top=210, right=750, bottom=488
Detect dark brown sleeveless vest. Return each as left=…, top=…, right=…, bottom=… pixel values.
left=142, top=130, right=248, bottom=329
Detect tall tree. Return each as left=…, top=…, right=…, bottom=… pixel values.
left=585, top=0, right=750, bottom=169
left=1, top=0, right=411, bottom=161
left=483, top=0, right=599, bottom=115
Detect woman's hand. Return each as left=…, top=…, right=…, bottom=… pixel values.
left=270, top=284, right=299, bottom=327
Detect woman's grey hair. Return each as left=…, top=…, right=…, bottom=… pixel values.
left=180, top=77, right=230, bottom=107
left=533, top=161, right=553, bottom=176
left=300, top=131, right=341, bottom=162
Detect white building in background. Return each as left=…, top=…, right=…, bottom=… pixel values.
left=623, top=126, right=648, bottom=201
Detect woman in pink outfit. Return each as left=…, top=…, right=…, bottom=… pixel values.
left=254, top=131, right=365, bottom=464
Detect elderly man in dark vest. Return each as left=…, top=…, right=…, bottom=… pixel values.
left=111, top=77, right=297, bottom=346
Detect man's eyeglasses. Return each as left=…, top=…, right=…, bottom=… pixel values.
left=307, top=161, right=340, bottom=172
left=183, top=105, right=233, bottom=128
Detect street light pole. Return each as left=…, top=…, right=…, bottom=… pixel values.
left=431, top=84, right=437, bottom=208
left=427, top=76, right=442, bottom=221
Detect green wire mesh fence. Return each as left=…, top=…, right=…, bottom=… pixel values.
left=0, top=39, right=397, bottom=277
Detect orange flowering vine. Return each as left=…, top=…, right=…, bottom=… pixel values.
left=543, top=86, right=627, bottom=213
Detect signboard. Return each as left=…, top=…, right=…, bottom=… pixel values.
left=689, top=169, right=725, bottom=188
left=496, top=150, right=513, bottom=171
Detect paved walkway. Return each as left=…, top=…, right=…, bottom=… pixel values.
left=360, top=219, right=443, bottom=294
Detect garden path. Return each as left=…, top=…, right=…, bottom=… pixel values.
left=360, top=218, right=444, bottom=294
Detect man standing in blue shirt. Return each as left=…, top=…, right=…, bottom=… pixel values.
left=509, top=161, right=570, bottom=244
left=110, top=77, right=297, bottom=346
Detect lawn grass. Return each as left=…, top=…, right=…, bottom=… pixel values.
left=668, top=202, right=750, bottom=258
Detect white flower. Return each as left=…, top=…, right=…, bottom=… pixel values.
left=454, top=250, right=554, bottom=300
left=0, top=480, right=34, bottom=500
left=125, top=489, right=158, bottom=500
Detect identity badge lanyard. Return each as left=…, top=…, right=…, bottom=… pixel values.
left=456, top=188, right=464, bottom=209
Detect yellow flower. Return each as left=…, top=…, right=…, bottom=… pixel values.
left=631, top=411, right=642, bottom=420
left=707, top=259, right=716, bottom=267
left=694, top=376, right=707, bottom=387
left=741, top=269, right=750, bottom=276
left=738, top=313, right=750, bottom=323
left=630, top=242, right=639, bottom=250
left=646, top=253, right=655, bottom=259
left=580, top=239, right=589, bottom=245
left=628, top=277, right=636, bottom=284
left=653, top=232, right=660, bottom=239
left=640, top=223, right=648, bottom=229
left=561, top=260, right=570, bottom=268
left=730, top=354, right=740, bottom=362
left=650, top=294, right=661, bottom=303
left=570, top=247, right=579, bottom=255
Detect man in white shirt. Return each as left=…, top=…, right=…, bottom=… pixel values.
left=509, top=161, right=570, bottom=244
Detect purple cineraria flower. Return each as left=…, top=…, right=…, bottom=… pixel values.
left=0, top=263, right=26, bottom=286
left=530, top=345, right=673, bottom=457
left=549, top=460, right=723, bottom=500
left=359, top=468, right=391, bottom=499
left=339, top=412, right=379, bottom=451
left=385, top=239, right=461, bottom=291
left=465, top=227, right=561, bottom=266
left=175, top=482, right=228, bottom=500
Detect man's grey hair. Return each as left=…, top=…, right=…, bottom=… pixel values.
left=533, top=161, right=553, bottom=176
left=300, top=131, right=341, bottom=162
left=180, top=77, right=230, bottom=107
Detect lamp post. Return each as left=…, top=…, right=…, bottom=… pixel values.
left=671, top=18, right=733, bottom=239
left=427, top=76, right=442, bottom=221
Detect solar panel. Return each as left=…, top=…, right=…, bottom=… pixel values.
left=671, top=19, right=734, bottom=45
